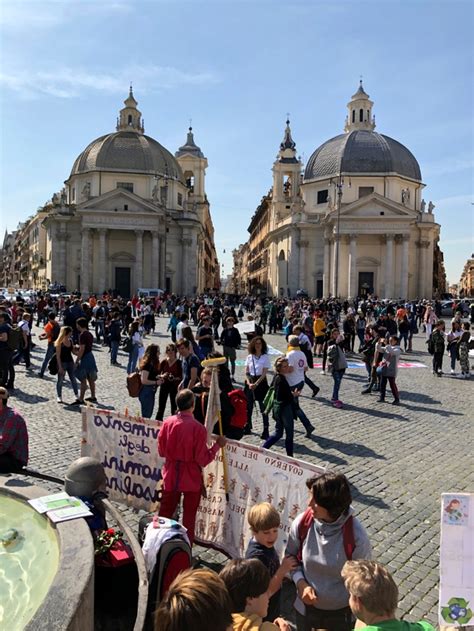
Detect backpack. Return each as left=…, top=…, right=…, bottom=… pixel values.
left=7, top=325, right=23, bottom=351
left=51, top=322, right=61, bottom=342
left=263, top=384, right=275, bottom=415
left=228, top=389, right=248, bottom=429
left=122, top=336, right=133, bottom=354
left=140, top=515, right=192, bottom=626
left=427, top=335, right=435, bottom=355
left=126, top=371, right=142, bottom=397
left=297, top=508, right=355, bottom=562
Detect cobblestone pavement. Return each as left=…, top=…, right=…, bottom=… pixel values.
left=8, top=316, right=473, bottom=625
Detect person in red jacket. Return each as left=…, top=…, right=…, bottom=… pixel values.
left=158, top=388, right=226, bottom=545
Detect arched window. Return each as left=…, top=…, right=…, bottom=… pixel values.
left=352, top=110, right=355, bottom=123
left=128, top=114, right=132, bottom=125
left=278, top=250, right=286, bottom=261
left=359, top=109, right=363, bottom=122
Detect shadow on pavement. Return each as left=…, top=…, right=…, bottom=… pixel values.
left=294, top=443, right=348, bottom=467
left=398, top=392, right=441, bottom=404
left=11, top=391, right=49, bottom=404
left=311, top=435, right=386, bottom=460
left=339, top=402, right=409, bottom=422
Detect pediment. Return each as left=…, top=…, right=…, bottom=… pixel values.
left=110, top=251, right=136, bottom=262
left=338, top=192, right=418, bottom=219
left=78, top=189, right=163, bottom=215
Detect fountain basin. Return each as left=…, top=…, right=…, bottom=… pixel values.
left=0, top=475, right=94, bottom=631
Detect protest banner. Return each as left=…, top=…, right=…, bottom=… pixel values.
left=439, top=492, right=474, bottom=627
left=235, top=320, right=255, bottom=335
left=82, top=407, right=325, bottom=557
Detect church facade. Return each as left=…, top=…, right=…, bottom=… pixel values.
left=43, top=88, right=219, bottom=297
left=236, top=83, right=443, bottom=300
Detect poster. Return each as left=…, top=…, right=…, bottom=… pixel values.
left=439, top=492, right=474, bottom=627
left=81, top=407, right=325, bottom=557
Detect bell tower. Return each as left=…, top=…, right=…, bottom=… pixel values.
left=272, top=118, right=302, bottom=207
left=116, top=85, right=145, bottom=134
left=344, top=80, right=375, bottom=132
left=175, top=126, right=208, bottom=202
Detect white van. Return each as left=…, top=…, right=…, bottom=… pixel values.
left=137, top=288, right=164, bottom=299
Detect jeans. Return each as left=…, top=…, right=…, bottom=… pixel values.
left=110, top=340, right=120, bottom=364
left=13, top=342, right=31, bottom=368
left=291, top=381, right=313, bottom=431
left=263, top=403, right=295, bottom=457
left=433, top=351, right=443, bottom=373
left=380, top=375, right=399, bottom=400
left=56, top=361, right=78, bottom=398
left=399, top=332, right=408, bottom=350
left=156, top=381, right=178, bottom=421
left=0, top=350, right=14, bottom=387
left=449, top=344, right=457, bottom=370
left=331, top=369, right=345, bottom=401
left=40, top=343, right=56, bottom=376
left=223, top=346, right=237, bottom=376
left=127, top=345, right=139, bottom=373
left=95, top=320, right=105, bottom=342
left=139, top=384, right=156, bottom=418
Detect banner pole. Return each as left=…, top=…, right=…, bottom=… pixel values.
left=217, top=405, right=230, bottom=502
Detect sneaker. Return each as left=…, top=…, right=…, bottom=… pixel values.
left=72, top=399, right=84, bottom=405
left=56, top=397, right=63, bottom=403
left=260, top=430, right=269, bottom=440
left=311, top=387, right=320, bottom=398
left=320, top=370, right=326, bottom=375
left=391, top=399, right=401, bottom=406
left=361, top=388, right=372, bottom=395
left=332, top=400, right=343, bottom=408
left=450, top=369, right=456, bottom=375
left=305, top=425, right=315, bottom=438
left=377, top=397, right=385, bottom=403
left=86, top=396, right=98, bottom=403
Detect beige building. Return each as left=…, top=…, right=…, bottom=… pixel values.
left=231, top=243, right=249, bottom=294
left=41, top=88, right=218, bottom=297
left=459, top=254, right=474, bottom=297
left=236, top=83, right=443, bottom=300
left=247, top=193, right=271, bottom=294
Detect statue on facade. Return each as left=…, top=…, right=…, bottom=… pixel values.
left=420, top=199, right=426, bottom=212
left=401, top=188, right=410, bottom=205
left=152, top=182, right=159, bottom=202
left=428, top=201, right=435, bottom=214
left=52, top=192, right=61, bottom=207
left=60, top=188, right=67, bottom=206
left=327, top=194, right=333, bottom=210
left=81, top=182, right=91, bottom=200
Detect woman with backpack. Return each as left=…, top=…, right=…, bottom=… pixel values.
left=285, top=472, right=371, bottom=631
left=327, top=329, right=348, bottom=408
left=54, top=326, right=79, bottom=404
left=126, top=321, right=143, bottom=374
left=244, top=336, right=271, bottom=438
left=262, top=356, right=300, bottom=458
left=138, top=344, right=163, bottom=418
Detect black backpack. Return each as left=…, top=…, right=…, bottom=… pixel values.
left=427, top=335, right=435, bottom=355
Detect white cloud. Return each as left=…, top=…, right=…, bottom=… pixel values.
left=0, top=0, right=133, bottom=31
left=0, top=64, right=219, bottom=99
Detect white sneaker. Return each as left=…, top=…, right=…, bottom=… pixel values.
left=57, top=397, right=62, bottom=403
left=320, top=370, right=326, bottom=375
left=450, top=369, right=456, bottom=375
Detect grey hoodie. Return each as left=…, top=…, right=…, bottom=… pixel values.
left=285, top=507, right=372, bottom=613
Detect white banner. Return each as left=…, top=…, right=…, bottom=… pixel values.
left=81, top=407, right=325, bottom=557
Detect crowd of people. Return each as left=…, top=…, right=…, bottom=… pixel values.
left=0, top=289, right=471, bottom=630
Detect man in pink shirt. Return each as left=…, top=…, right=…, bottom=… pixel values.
left=158, top=388, right=226, bottom=545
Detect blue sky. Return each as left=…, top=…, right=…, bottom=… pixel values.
left=1, top=0, right=472, bottom=285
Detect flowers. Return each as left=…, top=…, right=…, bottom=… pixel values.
left=94, top=528, right=124, bottom=556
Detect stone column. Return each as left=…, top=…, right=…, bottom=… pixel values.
left=159, top=237, right=166, bottom=289
left=400, top=235, right=409, bottom=299
left=331, top=235, right=340, bottom=297
left=182, top=237, right=192, bottom=295
left=418, top=239, right=430, bottom=298
left=98, top=229, right=107, bottom=295
left=298, top=240, right=309, bottom=289
left=80, top=228, right=91, bottom=296
left=347, top=234, right=357, bottom=299
left=323, top=238, right=331, bottom=297
left=151, top=230, right=160, bottom=288
left=384, top=235, right=394, bottom=299
left=135, top=230, right=143, bottom=291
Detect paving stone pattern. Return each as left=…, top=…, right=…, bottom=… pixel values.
left=11, top=316, right=473, bottom=625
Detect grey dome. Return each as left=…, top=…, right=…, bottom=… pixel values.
left=304, top=130, right=422, bottom=182
left=71, top=131, right=185, bottom=183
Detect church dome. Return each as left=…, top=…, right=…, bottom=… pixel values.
left=70, top=131, right=185, bottom=182
left=304, top=130, right=422, bottom=182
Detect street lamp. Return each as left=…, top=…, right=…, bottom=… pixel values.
left=333, top=174, right=344, bottom=299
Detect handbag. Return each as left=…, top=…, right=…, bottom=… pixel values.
left=48, top=353, right=59, bottom=375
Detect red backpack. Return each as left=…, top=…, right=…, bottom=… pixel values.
left=228, top=389, right=248, bottom=429
left=297, top=508, right=355, bottom=561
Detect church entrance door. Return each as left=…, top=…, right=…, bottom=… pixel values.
left=115, top=267, right=131, bottom=299
left=358, top=272, right=374, bottom=298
